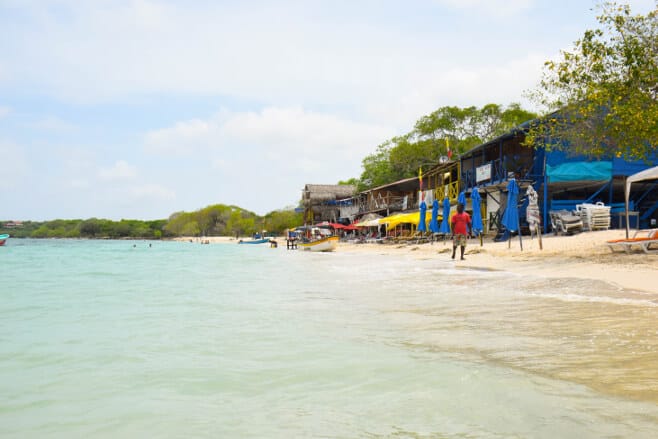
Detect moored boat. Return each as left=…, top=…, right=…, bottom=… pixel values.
left=0, top=234, right=9, bottom=246
left=298, top=235, right=339, bottom=252
left=238, top=238, right=270, bottom=245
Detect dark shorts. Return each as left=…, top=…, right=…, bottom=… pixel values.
left=453, top=234, right=467, bottom=247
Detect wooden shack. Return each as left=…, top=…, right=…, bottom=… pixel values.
left=302, top=184, right=356, bottom=224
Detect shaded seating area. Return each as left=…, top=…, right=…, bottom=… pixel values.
left=606, top=229, right=658, bottom=254
left=549, top=210, right=584, bottom=235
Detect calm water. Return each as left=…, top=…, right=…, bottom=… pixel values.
left=2, top=239, right=658, bottom=438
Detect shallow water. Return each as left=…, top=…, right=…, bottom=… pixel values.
left=1, top=239, right=657, bottom=438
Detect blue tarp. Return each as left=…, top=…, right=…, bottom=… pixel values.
left=546, top=161, right=612, bottom=182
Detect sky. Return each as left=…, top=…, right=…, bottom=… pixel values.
left=1, top=0, right=655, bottom=220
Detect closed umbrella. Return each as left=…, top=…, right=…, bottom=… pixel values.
left=471, top=187, right=484, bottom=246
left=439, top=197, right=451, bottom=235
left=525, top=185, right=542, bottom=250
left=458, top=191, right=466, bottom=206
left=502, top=178, right=523, bottom=250
left=417, top=201, right=427, bottom=233
left=429, top=199, right=440, bottom=233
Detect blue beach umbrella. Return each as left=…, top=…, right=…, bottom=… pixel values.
left=429, top=199, right=440, bottom=233
left=502, top=179, right=519, bottom=232
left=502, top=178, right=523, bottom=249
left=439, top=197, right=451, bottom=234
left=471, top=187, right=483, bottom=236
left=458, top=191, right=466, bottom=206
left=417, top=201, right=427, bottom=232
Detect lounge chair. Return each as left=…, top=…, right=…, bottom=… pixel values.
left=549, top=210, right=583, bottom=235
left=606, top=229, right=658, bottom=254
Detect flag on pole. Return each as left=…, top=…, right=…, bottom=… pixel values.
left=446, top=138, right=452, bottom=159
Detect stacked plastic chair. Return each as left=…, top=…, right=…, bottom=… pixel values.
left=576, top=202, right=611, bottom=231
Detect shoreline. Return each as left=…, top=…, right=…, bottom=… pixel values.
left=174, top=230, right=658, bottom=294
left=339, top=229, right=658, bottom=294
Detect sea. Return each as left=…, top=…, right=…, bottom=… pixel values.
left=2, top=239, right=658, bottom=438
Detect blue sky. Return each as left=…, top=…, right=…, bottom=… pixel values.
left=1, top=0, right=655, bottom=220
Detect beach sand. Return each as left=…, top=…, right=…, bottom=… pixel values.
left=177, top=229, right=658, bottom=294
left=340, top=229, right=658, bottom=294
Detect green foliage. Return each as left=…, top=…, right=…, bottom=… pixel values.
left=526, top=1, right=658, bottom=159
left=356, top=103, right=537, bottom=189
left=164, top=204, right=301, bottom=237
left=261, top=208, right=303, bottom=234
left=337, top=177, right=359, bottom=187
left=0, top=218, right=168, bottom=239
left=359, top=141, right=397, bottom=190
left=0, top=205, right=299, bottom=240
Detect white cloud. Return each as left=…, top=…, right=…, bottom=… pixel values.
left=67, top=178, right=89, bottom=189
left=98, top=160, right=138, bottom=181
left=144, top=106, right=394, bottom=173
left=29, top=116, right=78, bottom=133
left=435, top=0, right=535, bottom=17
left=130, top=183, right=176, bottom=201
left=0, top=140, right=29, bottom=189
left=144, top=119, right=215, bottom=154
left=366, top=52, right=548, bottom=126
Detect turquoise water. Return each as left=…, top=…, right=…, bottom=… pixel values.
left=2, top=239, right=658, bottom=438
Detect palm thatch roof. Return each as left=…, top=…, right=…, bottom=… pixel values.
left=302, top=184, right=356, bottom=206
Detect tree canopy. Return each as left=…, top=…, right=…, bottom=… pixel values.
left=525, top=1, right=658, bottom=160
left=356, top=103, right=537, bottom=190
left=1, top=205, right=302, bottom=239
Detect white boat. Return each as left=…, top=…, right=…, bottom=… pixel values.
left=298, top=235, right=339, bottom=252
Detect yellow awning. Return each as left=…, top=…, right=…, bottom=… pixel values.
left=380, top=211, right=441, bottom=229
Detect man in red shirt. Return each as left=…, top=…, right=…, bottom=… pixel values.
left=451, top=203, right=472, bottom=260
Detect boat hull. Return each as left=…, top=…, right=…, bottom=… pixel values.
left=298, top=236, right=339, bottom=252
left=0, top=234, right=8, bottom=246
left=238, top=238, right=270, bottom=245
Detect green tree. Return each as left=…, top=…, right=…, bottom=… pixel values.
left=359, top=141, right=397, bottom=190
left=79, top=218, right=102, bottom=237
left=262, top=208, right=303, bottom=233
left=526, top=1, right=658, bottom=159
left=356, top=104, right=537, bottom=190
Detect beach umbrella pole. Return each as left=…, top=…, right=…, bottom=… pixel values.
left=517, top=209, right=523, bottom=251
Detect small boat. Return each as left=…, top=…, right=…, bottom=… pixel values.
left=238, top=238, right=270, bottom=245
left=298, top=236, right=339, bottom=252
left=0, top=234, right=9, bottom=246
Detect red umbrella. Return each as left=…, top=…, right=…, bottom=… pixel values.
left=343, top=224, right=360, bottom=231
left=322, top=222, right=346, bottom=229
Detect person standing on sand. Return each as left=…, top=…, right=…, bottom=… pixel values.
left=451, top=203, right=471, bottom=260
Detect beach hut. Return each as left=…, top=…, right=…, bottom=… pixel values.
left=302, top=184, right=356, bottom=224
left=458, top=117, right=657, bottom=236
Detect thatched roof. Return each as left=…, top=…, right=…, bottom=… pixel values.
left=302, top=184, right=355, bottom=206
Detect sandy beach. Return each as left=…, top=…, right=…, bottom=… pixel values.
left=175, top=229, right=658, bottom=294
left=341, top=229, right=658, bottom=294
